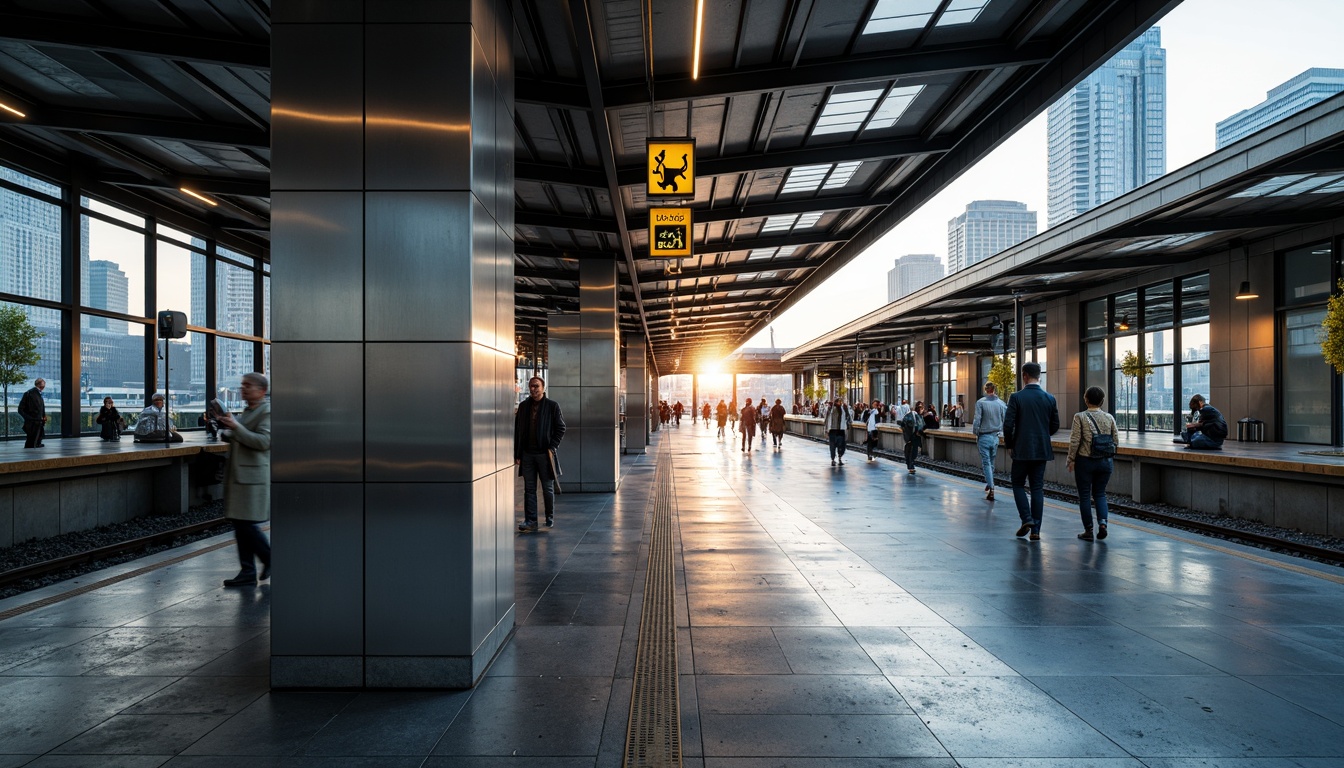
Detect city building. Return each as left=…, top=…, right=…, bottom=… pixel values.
left=1216, top=68, right=1344, bottom=148
left=945, top=200, right=1037, bottom=274
left=886, top=253, right=944, bottom=301
left=87, top=260, right=129, bottom=335
left=1047, top=27, right=1166, bottom=227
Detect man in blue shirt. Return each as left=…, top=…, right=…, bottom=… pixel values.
left=972, top=382, right=1007, bottom=500
left=1002, top=362, right=1059, bottom=540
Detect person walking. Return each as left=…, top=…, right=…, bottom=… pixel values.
left=823, top=397, right=851, bottom=466
left=515, top=376, right=567, bottom=532
left=1003, top=362, right=1060, bottom=541
left=739, top=398, right=758, bottom=452
left=18, top=378, right=47, bottom=448
left=864, top=399, right=881, bottom=461
left=769, top=398, right=786, bottom=448
left=702, top=401, right=711, bottom=427
left=715, top=399, right=729, bottom=437
left=972, top=382, right=1007, bottom=500
left=1067, top=386, right=1119, bottom=541
left=728, top=400, right=737, bottom=433
left=219, top=373, right=272, bottom=587
left=900, top=402, right=924, bottom=474
left=673, top=400, right=684, bottom=426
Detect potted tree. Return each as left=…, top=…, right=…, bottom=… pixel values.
left=1118, top=350, right=1155, bottom=433
left=0, top=306, right=43, bottom=439
left=987, top=353, right=1016, bottom=400
left=1321, top=278, right=1344, bottom=374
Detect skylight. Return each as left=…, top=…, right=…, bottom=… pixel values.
left=867, top=85, right=924, bottom=130
left=747, top=245, right=799, bottom=261
left=780, top=165, right=831, bottom=194
left=862, top=0, right=987, bottom=35
left=822, top=161, right=862, bottom=189
left=1230, top=174, right=1310, bottom=198
left=761, top=212, right=823, bottom=233
left=813, top=89, right=883, bottom=136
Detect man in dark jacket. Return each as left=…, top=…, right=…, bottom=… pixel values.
left=18, top=378, right=47, bottom=448
left=1002, top=362, right=1059, bottom=540
left=514, top=376, right=566, bottom=532
left=1175, top=394, right=1226, bottom=450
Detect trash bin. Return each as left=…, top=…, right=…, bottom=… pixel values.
left=1237, top=417, right=1264, bottom=442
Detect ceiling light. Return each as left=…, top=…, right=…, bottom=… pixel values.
left=179, top=187, right=218, bottom=206
left=0, top=101, right=26, bottom=118
left=692, top=0, right=705, bottom=80
left=1235, top=281, right=1258, bottom=300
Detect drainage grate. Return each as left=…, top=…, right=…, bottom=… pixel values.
left=624, top=440, right=682, bottom=767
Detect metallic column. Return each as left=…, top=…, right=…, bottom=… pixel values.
left=269, top=0, right=516, bottom=689
left=546, top=260, right=620, bottom=491
left=624, top=333, right=648, bottom=453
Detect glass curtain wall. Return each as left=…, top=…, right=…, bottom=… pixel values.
left=0, top=160, right=269, bottom=439
left=1081, top=272, right=1209, bottom=433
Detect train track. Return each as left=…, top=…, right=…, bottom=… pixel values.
left=795, top=435, right=1344, bottom=567
left=0, top=517, right=230, bottom=589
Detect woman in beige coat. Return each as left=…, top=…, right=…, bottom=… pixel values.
left=219, top=372, right=272, bottom=587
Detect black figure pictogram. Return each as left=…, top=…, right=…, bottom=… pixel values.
left=652, top=149, right=690, bottom=193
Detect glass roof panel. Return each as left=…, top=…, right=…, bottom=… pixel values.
left=862, top=0, right=941, bottom=35
left=822, top=161, right=863, bottom=190
left=865, top=85, right=924, bottom=130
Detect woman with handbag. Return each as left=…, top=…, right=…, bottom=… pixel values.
left=95, top=396, right=123, bottom=442
left=1066, top=386, right=1119, bottom=541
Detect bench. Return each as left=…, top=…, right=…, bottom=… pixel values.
left=0, top=434, right=229, bottom=547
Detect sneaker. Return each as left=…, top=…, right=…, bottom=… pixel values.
left=223, top=575, right=257, bottom=587
left=1097, top=523, right=1108, bottom=540
left=260, top=564, right=271, bottom=581
left=545, top=517, right=554, bottom=528
left=518, top=522, right=537, bottom=533
left=1029, top=532, right=1041, bottom=541
left=831, top=459, right=835, bottom=466
left=908, top=468, right=916, bottom=475
left=1078, top=530, right=1094, bottom=541
left=1172, top=438, right=1186, bottom=444
left=838, top=458, right=844, bottom=465
left=1015, top=523, right=1031, bottom=537
left=986, top=490, right=994, bottom=501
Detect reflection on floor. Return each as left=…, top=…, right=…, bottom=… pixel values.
left=1, top=423, right=1343, bottom=766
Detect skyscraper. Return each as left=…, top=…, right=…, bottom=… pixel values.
left=946, top=200, right=1038, bottom=274
left=1216, top=68, right=1344, bottom=148
left=87, top=260, right=130, bottom=334
left=1047, top=27, right=1166, bottom=228
left=887, top=254, right=943, bottom=302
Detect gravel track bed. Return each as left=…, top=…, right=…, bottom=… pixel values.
left=0, top=500, right=229, bottom=600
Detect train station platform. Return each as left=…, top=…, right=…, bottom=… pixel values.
left=2, top=423, right=1344, bottom=765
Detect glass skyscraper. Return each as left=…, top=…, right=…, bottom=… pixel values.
left=946, top=200, right=1037, bottom=274
left=1047, top=27, right=1166, bottom=228
left=887, top=253, right=944, bottom=302
left=1216, top=68, right=1344, bottom=149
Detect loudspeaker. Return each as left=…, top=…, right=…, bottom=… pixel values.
left=157, top=310, right=187, bottom=339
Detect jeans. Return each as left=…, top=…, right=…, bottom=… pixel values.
left=903, top=435, right=919, bottom=470
left=1074, top=455, right=1113, bottom=530
left=828, top=430, right=847, bottom=460
left=977, top=433, right=999, bottom=489
left=519, top=451, right=555, bottom=525
left=1180, top=431, right=1223, bottom=450
left=230, top=519, right=271, bottom=578
left=1011, top=459, right=1048, bottom=532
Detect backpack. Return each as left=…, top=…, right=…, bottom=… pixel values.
left=901, top=410, right=920, bottom=435
left=1084, top=412, right=1115, bottom=458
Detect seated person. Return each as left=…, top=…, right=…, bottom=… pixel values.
left=1175, top=394, right=1227, bottom=450
left=133, top=393, right=184, bottom=443
left=197, top=399, right=227, bottom=440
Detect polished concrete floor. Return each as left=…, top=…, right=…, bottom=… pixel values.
left=1, top=423, right=1343, bottom=766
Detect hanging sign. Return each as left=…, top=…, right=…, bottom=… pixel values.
left=649, top=207, right=693, bottom=258
left=646, top=138, right=696, bottom=198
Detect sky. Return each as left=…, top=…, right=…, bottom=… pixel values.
left=741, top=0, right=1344, bottom=351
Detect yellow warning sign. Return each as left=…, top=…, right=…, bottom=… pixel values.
left=647, top=138, right=695, bottom=197
left=649, top=208, right=693, bottom=258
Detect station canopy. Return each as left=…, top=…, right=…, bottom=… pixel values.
left=784, top=92, right=1344, bottom=367
left=0, top=0, right=1177, bottom=372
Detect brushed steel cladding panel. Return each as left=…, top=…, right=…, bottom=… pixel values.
left=365, top=26, right=472, bottom=191
left=496, top=353, right=514, bottom=470
left=495, top=469, right=514, bottom=622
left=495, top=225, right=514, bottom=360
left=272, top=342, right=364, bottom=482
left=548, top=385, right=580, bottom=431
left=472, top=473, right=496, bottom=649
left=273, top=0, right=361, bottom=22
left=494, top=1, right=514, bottom=116
left=271, top=483, right=364, bottom=655
left=471, top=35, right=496, bottom=222
left=272, top=192, right=363, bottom=342
left=581, top=386, right=618, bottom=430
left=560, top=428, right=583, bottom=484
left=366, top=343, right=471, bottom=482
left=271, top=25, right=363, bottom=190
left=365, top=483, right=473, bottom=656
left=495, top=97, right=515, bottom=234
left=366, top=1, right=472, bottom=22
left=579, top=427, right=618, bottom=486
left=471, top=344, right=500, bottom=477
left=547, top=316, right=582, bottom=388
left=473, top=0, right=498, bottom=73
left=579, top=261, right=618, bottom=321
left=365, top=192, right=471, bottom=341
left=471, top=197, right=496, bottom=349
left=580, top=337, right=618, bottom=387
